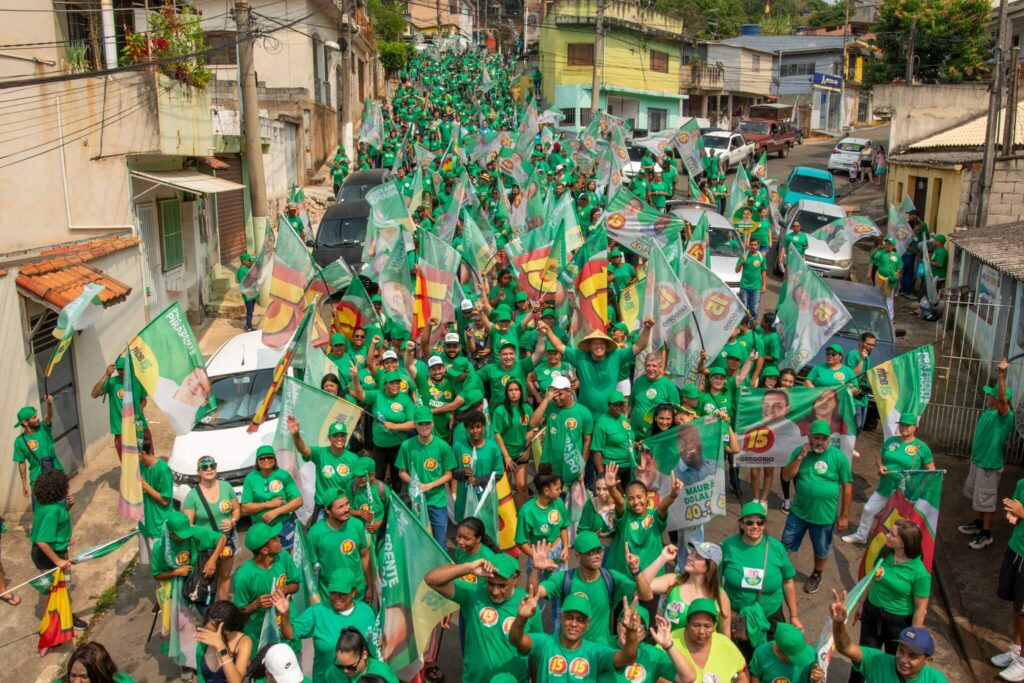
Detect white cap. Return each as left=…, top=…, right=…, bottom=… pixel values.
left=551, top=374, right=571, bottom=390
left=382, top=350, right=398, bottom=361
left=428, top=355, right=444, bottom=367
left=263, top=644, right=304, bottom=683
left=444, top=332, right=461, bottom=344
left=460, top=299, right=474, bottom=311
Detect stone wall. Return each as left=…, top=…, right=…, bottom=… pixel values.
left=985, top=157, right=1024, bottom=226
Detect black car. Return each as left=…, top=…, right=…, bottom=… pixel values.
left=335, top=169, right=389, bottom=202
left=312, top=199, right=369, bottom=273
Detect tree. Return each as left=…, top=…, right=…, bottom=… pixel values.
left=805, top=0, right=848, bottom=28
left=365, top=0, right=407, bottom=42
left=866, top=0, right=992, bottom=85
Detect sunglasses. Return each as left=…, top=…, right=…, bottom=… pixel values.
left=198, top=463, right=217, bottom=471
left=336, top=652, right=365, bottom=673
left=743, top=518, right=766, bottom=527
left=826, top=351, right=841, bottom=356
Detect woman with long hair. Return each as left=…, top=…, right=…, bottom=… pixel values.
left=641, top=542, right=732, bottom=637
left=31, top=470, right=86, bottom=630
left=183, top=456, right=240, bottom=601
left=195, top=601, right=252, bottom=683
left=60, top=641, right=135, bottom=683
left=492, top=379, right=535, bottom=508
left=453, top=516, right=499, bottom=565
left=334, top=627, right=399, bottom=682
left=320, top=373, right=343, bottom=397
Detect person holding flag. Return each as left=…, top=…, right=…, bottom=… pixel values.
left=845, top=332, right=878, bottom=431
left=870, top=238, right=902, bottom=322
left=236, top=252, right=258, bottom=332
left=396, top=406, right=456, bottom=547
left=231, top=522, right=300, bottom=646
left=306, top=488, right=373, bottom=604
left=136, top=443, right=172, bottom=567
left=90, top=356, right=150, bottom=461
left=349, top=456, right=387, bottom=534
left=288, top=417, right=359, bottom=522
left=30, top=471, right=86, bottom=630
left=14, top=398, right=65, bottom=503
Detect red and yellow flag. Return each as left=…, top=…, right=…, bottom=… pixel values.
left=38, top=568, right=74, bottom=655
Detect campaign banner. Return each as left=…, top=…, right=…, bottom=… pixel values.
left=642, top=417, right=725, bottom=531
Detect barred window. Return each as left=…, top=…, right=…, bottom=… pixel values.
left=650, top=50, right=669, bottom=73
left=567, top=43, right=595, bottom=66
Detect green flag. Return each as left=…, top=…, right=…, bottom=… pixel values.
left=777, top=245, right=852, bottom=371
left=603, top=187, right=686, bottom=259
left=672, top=118, right=704, bottom=177
left=319, top=256, right=355, bottom=294
left=859, top=470, right=944, bottom=577
left=642, top=244, right=695, bottom=382
left=127, top=302, right=215, bottom=435
left=560, top=229, right=608, bottom=345
left=640, top=417, right=725, bottom=531
left=358, top=99, right=384, bottom=150
left=921, top=236, right=939, bottom=306
left=684, top=211, right=711, bottom=267
left=459, top=211, right=498, bottom=277
left=688, top=174, right=702, bottom=202
left=336, top=275, right=380, bottom=341
left=363, top=180, right=414, bottom=280
left=725, top=164, right=752, bottom=221
left=379, top=241, right=415, bottom=335
left=812, top=215, right=882, bottom=254
left=45, top=283, right=105, bottom=377
left=240, top=217, right=275, bottom=301
left=867, top=345, right=935, bottom=439
left=751, top=149, right=769, bottom=182
left=676, top=255, right=746, bottom=382
left=291, top=523, right=320, bottom=613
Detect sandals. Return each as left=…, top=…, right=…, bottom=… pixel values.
left=0, top=593, right=21, bottom=606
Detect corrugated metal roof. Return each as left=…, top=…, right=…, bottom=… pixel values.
left=907, top=101, right=1024, bottom=150
left=130, top=170, right=245, bottom=195
left=717, top=35, right=845, bottom=53
left=952, top=221, right=1024, bottom=280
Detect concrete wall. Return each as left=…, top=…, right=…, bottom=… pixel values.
left=885, top=162, right=969, bottom=234
left=873, top=83, right=990, bottom=152
left=707, top=45, right=771, bottom=97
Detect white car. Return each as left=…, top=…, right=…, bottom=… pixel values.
left=168, top=331, right=287, bottom=504
left=623, top=146, right=662, bottom=178
left=701, top=132, right=754, bottom=173
left=671, top=205, right=743, bottom=293
left=775, top=200, right=852, bottom=279
left=827, top=137, right=871, bottom=173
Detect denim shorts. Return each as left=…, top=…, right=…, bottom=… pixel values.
left=780, top=513, right=834, bottom=559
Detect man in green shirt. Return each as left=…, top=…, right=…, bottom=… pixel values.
left=780, top=420, right=852, bottom=595
left=89, top=355, right=151, bottom=460
left=871, top=238, right=901, bottom=321
left=629, top=355, right=679, bottom=437
left=306, top=488, right=373, bottom=603
left=236, top=252, right=258, bottom=331
left=138, top=445, right=172, bottom=565
left=288, top=417, right=358, bottom=521
left=232, top=521, right=300, bottom=644
left=476, top=336, right=544, bottom=407
left=735, top=238, right=767, bottom=319
left=406, top=353, right=461, bottom=440
left=530, top=374, right=594, bottom=483
left=591, top=391, right=636, bottom=481
left=749, top=622, right=819, bottom=683
left=930, top=234, right=949, bottom=288
left=397, top=406, right=456, bottom=546
left=13, top=399, right=65, bottom=501
left=959, top=359, right=1013, bottom=550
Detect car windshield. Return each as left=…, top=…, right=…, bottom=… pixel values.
left=337, top=183, right=376, bottom=201
left=736, top=121, right=770, bottom=135
left=317, top=217, right=367, bottom=248
left=792, top=209, right=841, bottom=233
left=702, top=135, right=729, bottom=150
left=194, top=369, right=281, bottom=430
left=788, top=174, right=833, bottom=198
left=835, top=303, right=895, bottom=343
left=836, top=142, right=864, bottom=152
left=627, top=147, right=646, bottom=162
left=709, top=228, right=744, bottom=257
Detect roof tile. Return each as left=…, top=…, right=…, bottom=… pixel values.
left=16, top=235, right=137, bottom=310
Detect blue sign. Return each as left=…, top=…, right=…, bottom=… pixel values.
left=813, top=72, right=843, bottom=92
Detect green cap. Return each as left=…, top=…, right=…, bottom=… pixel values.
left=245, top=522, right=283, bottom=552
left=561, top=594, right=593, bottom=619
left=573, top=531, right=603, bottom=554
left=809, top=419, right=831, bottom=436
left=447, top=357, right=471, bottom=377
left=326, top=487, right=350, bottom=504
left=497, top=337, right=517, bottom=350
left=607, top=390, right=626, bottom=405
left=708, top=363, right=728, bottom=377
left=724, top=345, right=745, bottom=361
left=382, top=371, right=403, bottom=384
left=490, top=553, right=520, bottom=579
left=494, top=308, right=513, bottom=323
left=256, top=445, right=276, bottom=459
left=774, top=622, right=815, bottom=667
left=353, top=457, right=376, bottom=477
left=14, top=406, right=36, bottom=427
left=371, top=294, right=383, bottom=303
left=327, top=569, right=358, bottom=594
left=740, top=501, right=767, bottom=519
left=609, top=249, right=623, bottom=258
left=634, top=605, right=651, bottom=627
left=240, top=252, right=253, bottom=262
left=166, top=511, right=196, bottom=539
left=612, top=322, right=628, bottom=335
left=933, top=234, right=947, bottom=244
left=515, top=291, right=528, bottom=302
left=197, top=455, right=216, bottom=468
left=826, top=343, right=844, bottom=356
left=545, top=339, right=558, bottom=351
left=687, top=597, right=719, bottom=623
left=115, top=356, right=126, bottom=370
left=328, top=421, right=348, bottom=436
left=897, top=413, right=918, bottom=426
left=680, top=384, right=699, bottom=399
left=331, top=332, right=347, bottom=347
left=414, top=406, right=435, bottom=424
left=761, top=365, right=780, bottom=378
left=983, top=384, right=1014, bottom=401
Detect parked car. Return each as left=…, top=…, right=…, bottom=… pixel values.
left=671, top=205, right=743, bottom=292
left=779, top=166, right=836, bottom=213
left=803, top=278, right=906, bottom=371
left=335, top=168, right=389, bottom=202
left=773, top=200, right=851, bottom=278
left=828, top=137, right=871, bottom=173
left=168, top=331, right=285, bottom=504
left=734, top=118, right=799, bottom=158
left=701, top=131, right=755, bottom=174
left=311, top=199, right=369, bottom=272
left=623, top=146, right=662, bottom=178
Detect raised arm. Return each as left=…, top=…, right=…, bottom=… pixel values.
left=830, top=589, right=862, bottom=664
left=404, top=340, right=420, bottom=381
left=611, top=597, right=641, bottom=669
left=631, top=317, right=655, bottom=356
left=605, top=463, right=626, bottom=515
left=657, top=472, right=682, bottom=520
left=425, top=558, right=495, bottom=599
left=508, top=585, right=540, bottom=655
left=287, top=416, right=311, bottom=458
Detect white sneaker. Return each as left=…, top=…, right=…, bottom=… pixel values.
left=994, top=647, right=1021, bottom=669
left=842, top=533, right=867, bottom=544
left=1000, top=657, right=1024, bottom=682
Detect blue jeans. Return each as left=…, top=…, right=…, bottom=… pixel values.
left=427, top=505, right=448, bottom=549
left=780, top=513, right=834, bottom=559
left=740, top=288, right=762, bottom=319
left=855, top=403, right=867, bottom=432
left=244, top=299, right=256, bottom=330
left=900, top=253, right=917, bottom=295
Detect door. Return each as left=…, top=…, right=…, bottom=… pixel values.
left=913, top=176, right=928, bottom=214
left=31, top=309, right=83, bottom=473
left=136, top=202, right=166, bottom=314
left=216, top=155, right=247, bottom=264
left=284, top=123, right=299, bottom=190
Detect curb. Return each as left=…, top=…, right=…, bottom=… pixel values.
left=932, top=535, right=986, bottom=683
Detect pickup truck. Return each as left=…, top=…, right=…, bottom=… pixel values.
left=735, top=118, right=800, bottom=158
left=700, top=131, right=754, bottom=174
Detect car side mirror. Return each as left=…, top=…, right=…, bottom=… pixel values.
left=895, top=329, right=907, bottom=338
left=305, top=239, right=315, bottom=248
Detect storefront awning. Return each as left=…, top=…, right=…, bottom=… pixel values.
left=130, top=169, right=245, bottom=195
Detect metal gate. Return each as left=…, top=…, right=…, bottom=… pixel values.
left=215, top=156, right=247, bottom=264
left=918, top=286, right=1024, bottom=463
left=31, top=309, right=84, bottom=473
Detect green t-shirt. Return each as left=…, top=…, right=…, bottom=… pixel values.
left=608, top=507, right=665, bottom=577
left=13, top=423, right=64, bottom=486
left=150, top=525, right=221, bottom=577
left=855, top=647, right=948, bottom=682
left=787, top=445, right=852, bottom=525
left=103, top=375, right=148, bottom=435
left=369, top=390, right=416, bottom=448
left=290, top=601, right=378, bottom=680
left=183, top=480, right=237, bottom=532
left=232, top=552, right=301, bottom=642
left=541, top=569, right=636, bottom=643
left=304, top=446, right=359, bottom=506
left=871, top=250, right=901, bottom=283
left=307, top=516, right=368, bottom=599
left=396, top=437, right=455, bottom=508
left=752, top=218, right=771, bottom=246
left=736, top=252, right=766, bottom=290
left=452, top=582, right=540, bottom=683
left=844, top=348, right=872, bottom=407
left=1010, top=479, right=1024, bottom=557
left=629, top=375, right=679, bottom=437
left=591, top=413, right=635, bottom=467
left=781, top=231, right=809, bottom=256
left=529, top=632, right=617, bottom=683
left=648, top=180, right=671, bottom=209
left=492, top=403, right=533, bottom=457
left=351, top=479, right=388, bottom=526
left=805, top=363, right=856, bottom=387
left=241, top=468, right=302, bottom=526
left=971, top=406, right=1013, bottom=469
left=533, top=361, right=576, bottom=393
left=413, top=373, right=456, bottom=440
left=540, top=402, right=594, bottom=482
left=323, top=657, right=399, bottom=683
left=30, top=502, right=71, bottom=552
left=867, top=553, right=931, bottom=617
left=931, top=246, right=949, bottom=278
left=597, top=642, right=674, bottom=683
left=578, top=496, right=614, bottom=536
left=610, top=263, right=637, bottom=293
left=760, top=331, right=782, bottom=364
left=139, top=459, right=173, bottom=539
left=720, top=535, right=795, bottom=616
left=749, top=641, right=811, bottom=682
left=878, top=437, right=934, bottom=497
left=515, top=497, right=569, bottom=545
left=564, top=347, right=635, bottom=416
left=478, top=358, right=535, bottom=406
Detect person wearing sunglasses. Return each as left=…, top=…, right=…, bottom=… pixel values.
left=240, top=446, right=303, bottom=550
left=327, top=627, right=398, bottom=682
left=183, top=455, right=240, bottom=601
left=720, top=501, right=800, bottom=661
left=803, top=343, right=857, bottom=391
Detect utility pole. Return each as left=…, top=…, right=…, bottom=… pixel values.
left=978, top=0, right=1010, bottom=227
left=340, top=0, right=354, bottom=158
left=436, top=0, right=442, bottom=38
left=235, top=0, right=268, bottom=220
left=839, top=0, right=849, bottom=131
left=1003, top=47, right=1020, bottom=154
left=591, top=0, right=606, bottom=116
left=905, top=18, right=916, bottom=84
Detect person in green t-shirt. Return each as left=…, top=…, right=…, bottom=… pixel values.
left=529, top=374, right=594, bottom=483
left=829, top=593, right=948, bottom=683
left=151, top=510, right=226, bottom=585
left=138, top=444, right=172, bottom=562
left=930, top=234, right=949, bottom=287
left=604, top=605, right=696, bottom=683
left=735, top=238, right=767, bottom=319
left=475, top=336, right=543, bottom=408
left=604, top=464, right=678, bottom=578
left=804, top=343, right=857, bottom=390
left=780, top=420, right=852, bottom=595
left=182, top=455, right=240, bottom=600
left=90, top=355, right=150, bottom=459
left=959, top=358, right=1013, bottom=550
left=61, top=641, right=140, bottom=683
left=492, top=379, right=536, bottom=508
left=324, top=628, right=399, bottom=682
left=748, top=622, right=822, bottom=683
left=844, top=332, right=876, bottom=431
left=232, top=522, right=300, bottom=644
left=30, top=472, right=77, bottom=592
left=452, top=410, right=504, bottom=518
left=779, top=220, right=809, bottom=272
left=405, top=352, right=460, bottom=441
left=396, top=406, right=455, bottom=546
left=349, top=368, right=416, bottom=491
left=306, top=489, right=374, bottom=603
left=629, top=355, right=680, bottom=439
left=516, top=466, right=571, bottom=571
left=609, top=250, right=637, bottom=297
left=591, top=391, right=636, bottom=481
left=288, top=416, right=358, bottom=521
left=871, top=238, right=901, bottom=320
left=241, top=446, right=303, bottom=550
left=13, top=399, right=65, bottom=501
left=236, top=252, right=258, bottom=331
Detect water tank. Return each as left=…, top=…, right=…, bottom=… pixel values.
left=739, top=24, right=762, bottom=36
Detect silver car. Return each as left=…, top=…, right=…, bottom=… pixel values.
left=827, top=136, right=871, bottom=173
left=774, top=200, right=852, bottom=279
left=671, top=204, right=744, bottom=292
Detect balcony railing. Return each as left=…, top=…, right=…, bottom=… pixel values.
left=681, top=63, right=725, bottom=91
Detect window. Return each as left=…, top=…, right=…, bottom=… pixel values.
left=205, top=31, right=238, bottom=66
left=449, top=0, right=458, bottom=14
left=780, top=62, right=815, bottom=77
left=650, top=50, right=669, bottom=73
left=560, top=108, right=577, bottom=126
left=312, top=35, right=327, bottom=104
left=579, top=108, right=593, bottom=126
left=648, top=107, right=667, bottom=132
left=567, top=43, right=594, bottom=67
left=752, top=55, right=761, bottom=73
left=159, top=198, right=184, bottom=272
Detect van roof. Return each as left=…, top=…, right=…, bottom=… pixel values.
left=205, top=331, right=286, bottom=377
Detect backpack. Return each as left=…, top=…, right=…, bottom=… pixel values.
left=561, top=568, right=617, bottom=635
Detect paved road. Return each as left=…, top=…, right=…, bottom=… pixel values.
left=767, top=126, right=891, bottom=187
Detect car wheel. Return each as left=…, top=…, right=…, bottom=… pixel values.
left=778, top=144, right=789, bottom=159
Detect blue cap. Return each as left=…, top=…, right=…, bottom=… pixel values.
left=897, top=627, right=935, bottom=656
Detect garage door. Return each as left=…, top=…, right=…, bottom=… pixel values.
left=216, top=155, right=247, bottom=264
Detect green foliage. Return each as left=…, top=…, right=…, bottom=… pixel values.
left=867, top=0, right=991, bottom=85
left=64, top=41, right=89, bottom=73
left=366, top=0, right=408, bottom=42
left=760, top=14, right=795, bottom=35
left=805, top=0, right=848, bottom=27
left=653, top=0, right=830, bottom=38
left=379, top=40, right=413, bottom=74
left=120, top=3, right=211, bottom=89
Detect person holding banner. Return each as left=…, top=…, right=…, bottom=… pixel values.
left=90, top=357, right=150, bottom=461
left=13, top=398, right=65, bottom=503
left=844, top=333, right=877, bottom=432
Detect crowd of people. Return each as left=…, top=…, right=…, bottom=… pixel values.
left=4, top=42, right=1018, bottom=683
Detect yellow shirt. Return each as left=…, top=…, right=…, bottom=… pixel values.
left=671, top=631, right=747, bottom=682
